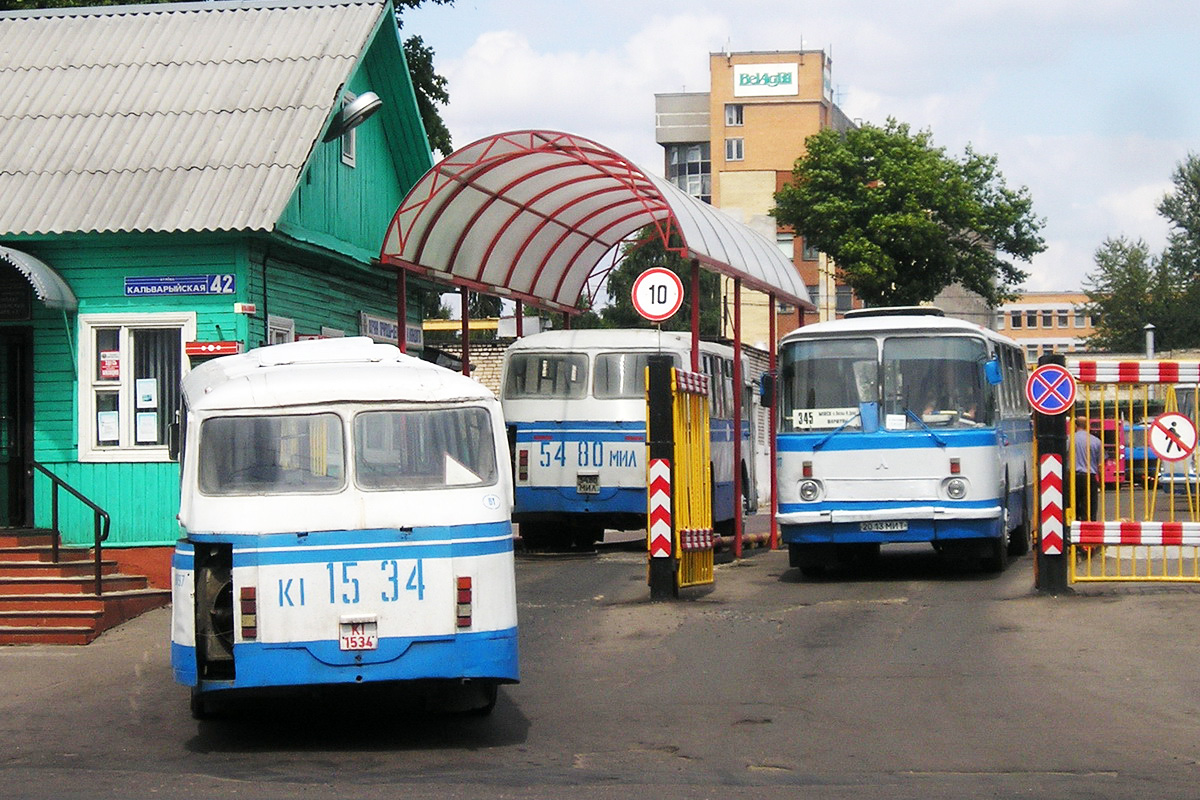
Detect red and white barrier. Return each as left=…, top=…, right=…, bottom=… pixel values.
left=1071, top=360, right=1200, bottom=384
left=1075, top=521, right=1200, bottom=546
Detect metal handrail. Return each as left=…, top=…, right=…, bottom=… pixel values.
left=30, top=461, right=111, bottom=596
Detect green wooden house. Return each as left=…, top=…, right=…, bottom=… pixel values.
left=0, top=0, right=433, bottom=557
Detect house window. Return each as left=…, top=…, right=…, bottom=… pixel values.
left=340, top=93, right=357, bottom=167
left=725, top=137, right=744, bottom=161
left=1057, top=310, right=1069, bottom=327
left=1042, top=310, right=1053, bottom=328
left=725, top=104, right=744, bottom=126
left=836, top=285, right=853, bottom=313
left=995, top=312, right=1005, bottom=330
left=79, top=312, right=195, bottom=462
left=1074, top=310, right=1086, bottom=328
left=268, top=315, right=296, bottom=345
left=806, top=284, right=819, bottom=308
left=802, top=237, right=820, bottom=261
left=777, top=302, right=794, bottom=315
left=665, top=142, right=711, bottom=203
left=1026, top=310, right=1037, bottom=328
left=1010, top=311, right=1022, bottom=329
left=776, top=232, right=794, bottom=259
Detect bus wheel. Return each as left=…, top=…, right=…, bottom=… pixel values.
left=1007, top=509, right=1032, bottom=557
left=982, top=536, right=1009, bottom=573
left=189, top=688, right=221, bottom=721
left=466, top=682, right=499, bottom=717
left=519, top=523, right=552, bottom=550
left=571, top=525, right=603, bottom=551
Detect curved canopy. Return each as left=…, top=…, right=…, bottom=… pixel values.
left=379, top=130, right=811, bottom=314
left=0, top=245, right=77, bottom=310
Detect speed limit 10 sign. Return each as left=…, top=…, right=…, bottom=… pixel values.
left=631, top=267, right=684, bottom=322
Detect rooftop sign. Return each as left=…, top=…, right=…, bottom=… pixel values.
left=733, top=63, right=799, bottom=97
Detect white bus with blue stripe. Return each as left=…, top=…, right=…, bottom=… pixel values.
left=776, top=308, right=1033, bottom=575
left=500, top=329, right=755, bottom=549
left=171, top=337, right=517, bottom=717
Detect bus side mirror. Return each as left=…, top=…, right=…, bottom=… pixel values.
left=985, top=357, right=1002, bottom=385
left=760, top=371, right=775, bottom=405
left=167, top=422, right=180, bottom=461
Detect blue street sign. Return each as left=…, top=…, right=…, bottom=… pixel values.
left=1025, top=363, right=1076, bottom=415
left=124, top=274, right=236, bottom=297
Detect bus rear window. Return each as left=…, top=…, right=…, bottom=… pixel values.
left=504, top=353, right=588, bottom=399
left=593, top=352, right=679, bottom=398
left=199, top=413, right=345, bottom=495
left=353, top=407, right=497, bottom=491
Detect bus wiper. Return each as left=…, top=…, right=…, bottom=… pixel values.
left=904, top=409, right=948, bottom=448
left=812, top=412, right=861, bottom=451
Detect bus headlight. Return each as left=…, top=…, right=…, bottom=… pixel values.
left=798, top=480, right=821, bottom=502
left=945, top=477, right=968, bottom=500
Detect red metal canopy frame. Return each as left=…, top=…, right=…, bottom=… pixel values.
left=379, top=130, right=810, bottom=555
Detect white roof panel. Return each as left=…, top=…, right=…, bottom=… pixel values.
left=380, top=130, right=812, bottom=314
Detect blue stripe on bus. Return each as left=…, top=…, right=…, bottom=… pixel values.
left=183, top=523, right=513, bottom=566
left=189, top=628, right=519, bottom=690
left=777, top=428, right=1031, bottom=452
left=780, top=517, right=1002, bottom=545
left=778, top=498, right=999, bottom=513
left=515, top=485, right=647, bottom=514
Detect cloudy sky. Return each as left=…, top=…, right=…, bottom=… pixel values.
left=400, top=0, right=1200, bottom=294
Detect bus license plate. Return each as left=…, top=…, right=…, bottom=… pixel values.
left=339, top=620, right=377, bottom=651
left=577, top=474, right=600, bottom=494
left=861, top=520, right=907, bottom=532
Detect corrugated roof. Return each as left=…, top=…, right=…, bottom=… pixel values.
left=0, top=0, right=388, bottom=235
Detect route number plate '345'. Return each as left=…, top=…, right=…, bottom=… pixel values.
left=339, top=616, right=378, bottom=650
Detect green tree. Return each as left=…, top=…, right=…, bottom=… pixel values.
left=590, top=229, right=721, bottom=336
left=1081, top=237, right=1181, bottom=352
left=1157, top=154, right=1200, bottom=346
left=2, top=0, right=456, bottom=158
left=773, top=119, right=1045, bottom=308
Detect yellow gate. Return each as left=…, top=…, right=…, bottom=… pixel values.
left=670, top=368, right=713, bottom=588
left=645, top=359, right=714, bottom=597
left=1069, top=359, right=1200, bottom=583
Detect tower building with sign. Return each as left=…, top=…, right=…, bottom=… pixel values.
left=655, top=50, right=857, bottom=346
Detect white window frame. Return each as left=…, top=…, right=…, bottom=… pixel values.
left=725, top=137, right=744, bottom=161
left=725, top=103, right=744, bottom=126
left=78, top=311, right=196, bottom=463
left=268, top=315, right=295, bottom=344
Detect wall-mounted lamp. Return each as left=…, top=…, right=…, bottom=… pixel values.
left=322, top=91, right=383, bottom=142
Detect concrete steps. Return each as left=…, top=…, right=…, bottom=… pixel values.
left=0, top=529, right=170, bottom=645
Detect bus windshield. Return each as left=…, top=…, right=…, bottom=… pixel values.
left=883, top=336, right=992, bottom=428
left=780, top=335, right=992, bottom=431
left=780, top=338, right=877, bottom=431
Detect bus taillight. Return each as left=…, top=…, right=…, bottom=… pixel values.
left=517, top=449, right=529, bottom=482
left=456, top=576, right=472, bottom=629
left=802, top=460, right=813, bottom=478
left=950, top=458, right=961, bottom=475
left=240, top=585, right=257, bottom=640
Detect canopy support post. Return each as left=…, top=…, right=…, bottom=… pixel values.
left=461, top=286, right=470, bottom=376
left=395, top=267, right=407, bottom=354
left=516, top=300, right=524, bottom=338
left=732, top=277, right=744, bottom=560
left=769, top=292, right=778, bottom=551
left=690, top=259, right=700, bottom=372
